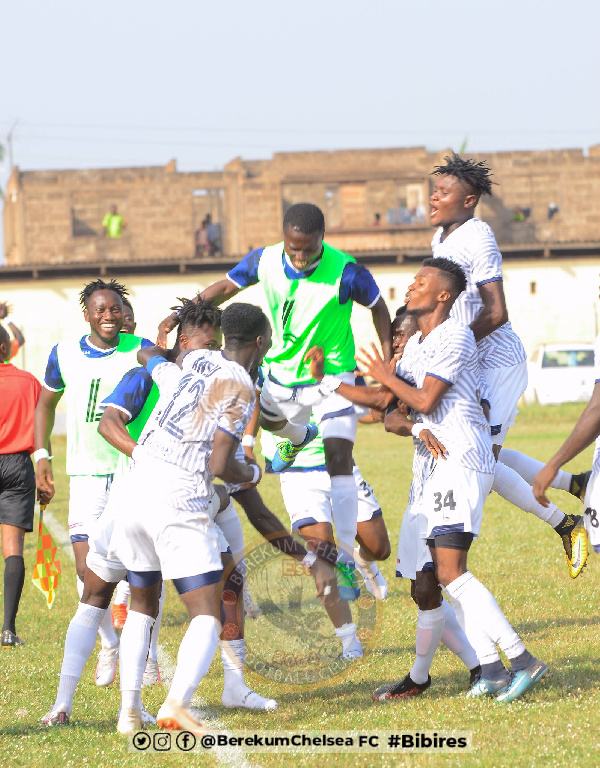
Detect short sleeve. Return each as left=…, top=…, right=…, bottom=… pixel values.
left=216, top=378, right=255, bottom=441
left=471, top=225, right=503, bottom=286
left=226, top=248, right=264, bottom=289
left=140, top=338, right=154, bottom=348
left=43, top=345, right=65, bottom=391
left=101, top=367, right=154, bottom=421
left=148, top=357, right=182, bottom=394
left=339, top=263, right=381, bottom=307
left=426, top=325, right=474, bottom=386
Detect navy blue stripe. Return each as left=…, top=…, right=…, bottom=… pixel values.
left=259, top=403, right=280, bottom=417
left=217, top=425, right=240, bottom=441
left=425, top=373, right=453, bottom=386
left=429, top=523, right=465, bottom=537
left=291, top=516, right=319, bottom=530
left=475, top=276, right=502, bottom=286
left=172, top=569, right=223, bottom=594
left=320, top=405, right=357, bottom=422
left=70, top=534, right=89, bottom=543
left=126, top=570, right=162, bottom=587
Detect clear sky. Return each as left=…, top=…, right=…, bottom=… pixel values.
left=1, top=0, right=599, bottom=190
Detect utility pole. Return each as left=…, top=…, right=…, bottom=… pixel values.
left=6, top=120, right=18, bottom=171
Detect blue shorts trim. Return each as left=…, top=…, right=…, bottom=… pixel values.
left=320, top=406, right=357, bottom=422
left=70, top=534, right=89, bottom=544
left=429, top=523, right=465, bottom=537
left=172, top=569, right=223, bottom=594
left=126, top=570, right=162, bottom=587
left=368, top=508, right=383, bottom=520
left=491, top=424, right=502, bottom=436
left=395, top=561, right=435, bottom=578
left=291, top=516, right=319, bottom=530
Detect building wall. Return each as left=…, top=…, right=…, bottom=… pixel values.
left=5, top=145, right=600, bottom=266
left=4, top=259, right=598, bottom=421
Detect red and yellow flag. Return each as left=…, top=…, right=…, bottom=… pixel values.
left=32, top=505, right=61, bottom=608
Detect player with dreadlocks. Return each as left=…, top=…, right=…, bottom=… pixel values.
left=429, top=154, right=589, bottom=582
left=34, top=278, right=154, bottom=690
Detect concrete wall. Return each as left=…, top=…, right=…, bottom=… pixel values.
left=3, top=258, right=598, bottom=418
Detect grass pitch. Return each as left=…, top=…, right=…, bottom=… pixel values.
left=1, top=403, right=598, bottom=767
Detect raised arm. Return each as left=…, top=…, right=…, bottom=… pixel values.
left=533, top=382, right=600, bottom=505
left=370, top=296, right=393, bottom=361
left=471, top=280, right=509, bottom=342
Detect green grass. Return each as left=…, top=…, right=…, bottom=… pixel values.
left=1, top=403, right=598, bottom=767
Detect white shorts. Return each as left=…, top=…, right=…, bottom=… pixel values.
left=279, top=464, right=382, bottom=530
left=68, top=474, right=113, bottom=543
left=396, top=503, right=434, bottom=581
left=86, top=476, right=128, bottom=584
left=583, top=469, right=600, bottom=554
left=260, top=372, right=359, bottom=442
left=483, top=361, right=528, bottom=446
left=108, top=458, right=223, bottom=581
left=423, top=459, right=494, bottom=539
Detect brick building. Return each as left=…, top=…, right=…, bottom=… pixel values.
left=4, top=144, right=600, bottom=269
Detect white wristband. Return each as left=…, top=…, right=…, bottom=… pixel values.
left=250, top=464, right=261, bottom=484
left=301, top=552, right=317, bottom=569
left=319, top=374, right=342, bottom=394
left=411, top=423, right=423, bottom=439
left=33, top=448, right=52, bottom=462
left=242, top=434, right=256, bottom=448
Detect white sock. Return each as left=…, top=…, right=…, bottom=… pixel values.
left=120, top=611, right=155, bottom=710
left=148, top=583, right=165, bottom=663
left=410, top=606, right=445, bottom=684
left=440, top=598, right=479, bottom=670
left=445, top=572, right=525, bottom=663
left=331, top=475, right=358, bottom=565
left=216, top=502, right=244, bottom=560
left=334, top=622, right=360, bottom=654
left=167, top=615, right=220, bottom=706
left=220, top=638, right=278, bottom=709
left=113, top=580, right=131, bottom=606
left=493, top=462, right=565, bottom=527
left=499, top=449, right=571, bottom=491
left=270, top=421, right=310, bottom=445
left=77, top=576, right=118, bottom=650
left=53, top=603, right=106, bottom=714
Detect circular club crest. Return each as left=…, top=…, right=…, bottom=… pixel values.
left=240, top=539, right=380, bottom=687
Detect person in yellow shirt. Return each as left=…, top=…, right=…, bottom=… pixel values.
left=102, top=205, right=127, bottom=238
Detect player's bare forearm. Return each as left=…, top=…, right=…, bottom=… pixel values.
left=471, top=280, right=509, bottom=341
left=336, top=381, right=395, bottom=411
left=98, top=407, right=137, bottom=457
left=384, top=408, right=414, bottom=437
left=34, top=389, right=62, bottom=450
left=200, top=278, right=241, bottom=306
left=543, top=389, right=600, bottom=472
left=371, top=297, right=393, bottom=361
left=210, top=430, right=259, bottom=485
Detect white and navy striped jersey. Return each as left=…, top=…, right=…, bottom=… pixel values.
left=397, top=318, right=495, bottom=473
left=431, top=218, right=526, bottom=370
left=138, top=350, right=255, bottom=510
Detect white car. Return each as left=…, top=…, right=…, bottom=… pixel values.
left=522, top=343, right=596, bottom=406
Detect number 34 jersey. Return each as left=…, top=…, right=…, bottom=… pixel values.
left=396, top=318, right=495, bottom=474
left=43, top=334, right=151, bottom=476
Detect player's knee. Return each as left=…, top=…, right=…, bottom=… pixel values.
left=413, top=577, right=442, bottom=609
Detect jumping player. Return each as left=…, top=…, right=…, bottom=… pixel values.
left=158, top=203, right=392, bottom=596
left=429, top=153, right=587, bottom=577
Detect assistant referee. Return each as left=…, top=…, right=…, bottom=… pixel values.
left=0, top=325, right=41, bottom=647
